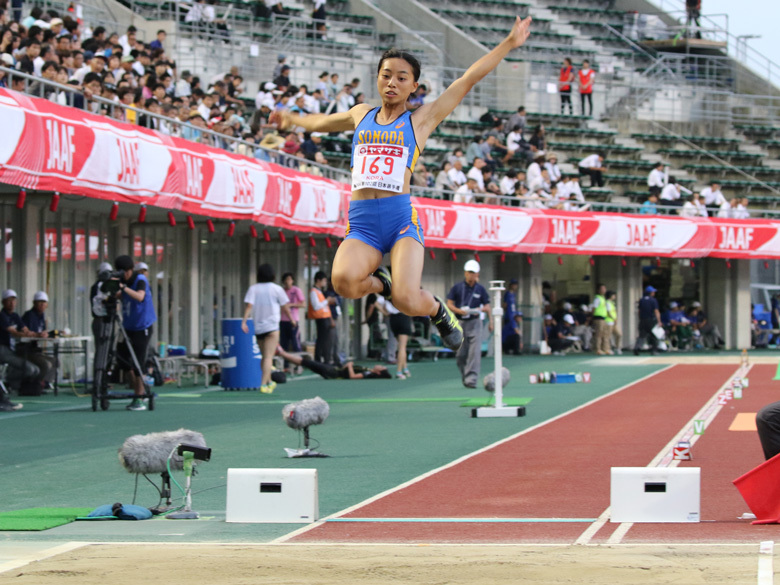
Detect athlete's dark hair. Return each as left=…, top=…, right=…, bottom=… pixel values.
left=377, top=49, right=421, bottom=82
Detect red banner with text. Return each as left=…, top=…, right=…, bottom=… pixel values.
left=0, top=88, right=778, bottom=259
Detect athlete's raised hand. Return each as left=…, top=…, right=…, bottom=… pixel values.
left=508, top=16, right=532, bottom=49
left=269, top=108, right=292, bottom=131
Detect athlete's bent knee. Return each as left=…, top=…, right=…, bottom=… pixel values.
left=331, top=267, right=363, bottom=299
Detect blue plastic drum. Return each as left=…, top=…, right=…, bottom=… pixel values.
left=220, top=318, right=262, bottom=390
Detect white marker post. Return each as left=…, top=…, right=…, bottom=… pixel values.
left=472, top=280, right=525, bottom=418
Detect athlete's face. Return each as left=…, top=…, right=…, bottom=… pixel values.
left=377, top=58, right=418, bottom=104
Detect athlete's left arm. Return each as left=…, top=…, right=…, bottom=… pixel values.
left=411, top=16, right=531, bottom=142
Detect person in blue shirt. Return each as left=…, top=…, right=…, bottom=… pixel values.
left=19, top=291, right=57, bottom=390
left=640, top=192, right=659, bottom=215
left=114, top=255, right=157, bottom=411
left=0, top=289, right=40, bottom=405
left=634, top=285, right=662, bottom=355
left=446, top=260, right=493, bottom=388
left=502, top=279, right=523, bottom=354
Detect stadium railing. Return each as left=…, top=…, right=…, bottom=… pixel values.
left=2, top=66, right=778, bottom=218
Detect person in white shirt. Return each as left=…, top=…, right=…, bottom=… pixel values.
left=241, top=263, right=293, bottom=393
left=434, top=162, right=455, bottom=194
left=447, top=159, right=467, bottom=187
left=505, top=125, right=526, bottom=164
left=526, top=153, right=545, bottom=192
left=700, top=181, right=725, bottom=212
left=659, top=179, right=682, bottom=208
left=175, top=71, right=193, bottom=98
left=732, top=196, right=750, bottom=219
left=466, top=158, right=486, bottom=192
left=544, top=153, right=561, bottom=184
left=679, top=192, right=708, bottom=218
left=567, top=175, right=584, bottom=202
left=448, top=147, right=468, bottom=168
left=500, top=169, right=518, bottom=196
left=647, top=161, right=666, bottom=196
left=716, top=199, right=732, bottom=218
left=563, top=194, right=591, bottom=212
left=453, top=177, right=478, bottom=204
left=335, top=84, right=354, bottom=113
left=578, top=152, right=606, bottom=187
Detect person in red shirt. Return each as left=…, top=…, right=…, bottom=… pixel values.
left=578, top=59, right=595, bottom=117
left=558, top=57, right=574, bottom=115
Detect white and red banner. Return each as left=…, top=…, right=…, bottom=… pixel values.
left=1, top=88, right=779, bottom=259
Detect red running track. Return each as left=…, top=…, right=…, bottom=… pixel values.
left=291, top=363, right=776, bottom=544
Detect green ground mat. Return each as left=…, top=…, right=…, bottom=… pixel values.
left=0, top=507, right=93, bottom=531
left=460, top=397, right=533, bottom=407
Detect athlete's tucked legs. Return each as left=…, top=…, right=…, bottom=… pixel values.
left=331, top=239, right=385, bottom=299
left=389, top=237, right=437, bottom=317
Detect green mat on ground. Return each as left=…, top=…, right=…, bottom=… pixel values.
left=0, top=507, right=93, bottom=531
left=460, top=397, right=533, bottom=407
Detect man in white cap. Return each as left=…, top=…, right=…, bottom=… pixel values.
left=134, top=261, right=149, bottom=275
left=0, top=289, right=42, bottom=400
left=446, top=260, right=493, bottom=388
left=20, top=291, right=57, bottom=390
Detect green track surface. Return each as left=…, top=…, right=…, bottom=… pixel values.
left=0, top=355, right=662, bottom=543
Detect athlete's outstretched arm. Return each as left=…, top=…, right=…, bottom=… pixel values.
left=271, top=104, right=371, bottom=134
left=413, top=16, right=532, bottom=138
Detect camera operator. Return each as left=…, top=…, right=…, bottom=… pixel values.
left=91, top=262, right=115, bottom=377
left=114, top=255, right=157, bottom=412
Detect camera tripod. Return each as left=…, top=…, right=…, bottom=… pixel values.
left=92, top=309, right=155, bottom=411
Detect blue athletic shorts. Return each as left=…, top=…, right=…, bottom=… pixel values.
left=344, top=194, right=425, bottom=255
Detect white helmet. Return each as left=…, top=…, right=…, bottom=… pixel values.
left=464, top=259, right=481, bottom=273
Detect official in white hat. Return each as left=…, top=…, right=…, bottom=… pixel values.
left=445, top=259, right=493, bottom=388
left=20, top=291, right=57, bottom=391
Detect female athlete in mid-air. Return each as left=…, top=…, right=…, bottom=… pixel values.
left=272, top=16, right=532, bottom=350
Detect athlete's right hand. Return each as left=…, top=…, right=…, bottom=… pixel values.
left=270, top=109, right=291, bottom=131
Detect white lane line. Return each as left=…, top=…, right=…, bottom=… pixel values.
left=574, top=508, right=611, bottom=545
left=758, top=540, right=774, bottom=585
left=0, top=541, right=88, bottom=574
left=275, top=365, right=676, bottom=544
left=588, top=363, right=752, bottom=546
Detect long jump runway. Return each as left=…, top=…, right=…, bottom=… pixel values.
left=287, top=363, right=774, bottom=545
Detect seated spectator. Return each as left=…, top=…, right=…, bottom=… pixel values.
left=640, top=192, right=658, bottom=214
left=19, top=291, right=57, bottom=391
left=543, top=314, right=575, bottom=355
left=647, top=161, right=666, bottom=196
left=447, top=159, right=467, bottom=188
left=0, top=290, right=41, bottom=396
left=573, top=304, right=593, bottom=351
left=453, top=177, right=479, bottom=203
left=448, top=147, right=467, bottom=168
left=544, top=153, right=561, bottom=184
left=688, top=301, right=724, bottom=349
left=528, top=124, right=546, bottom=155
left=679, top=192, right=708, bottom=217
left=465, top=135, right=483, bottom=164
left=300, top=131, right=325, bottom=161
left=732, top=197, right=750, bottom=219
left=505, top=125, right=529, bottom=164
left=578, top=152, right=606, bottom=188
left=716, top=197, right=732, bottom=218
left=665, top=301, right=693, bottom=350
left=466, top=157, right=487, bottom=193
left=434, top=162, right=455, bottom=194
left=659, top=177, right=682, bottom=208
left=526, top=153, right=546, bottom=191
left=500, top=169, right=519, bottom=196
left=408, top=84, right=427, bottom=109
left=506, top=105, right=526, bottom=136
left=700, top=180, right=726, bottom=214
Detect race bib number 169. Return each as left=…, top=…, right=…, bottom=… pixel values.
left=352, top=143, right=408, bottom=193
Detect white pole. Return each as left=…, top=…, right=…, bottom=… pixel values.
left=489, top=280, right=505, bottom=409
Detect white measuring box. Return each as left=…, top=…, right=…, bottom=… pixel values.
left=226, top=468, right=319, bottom=523
left=610, top=467, right=700, bottom=523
